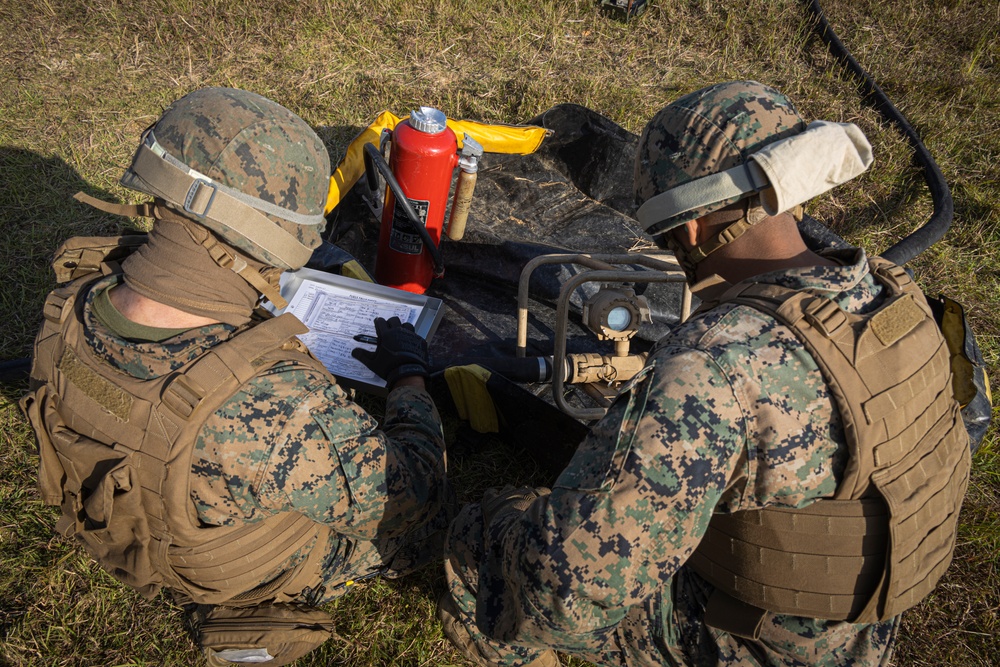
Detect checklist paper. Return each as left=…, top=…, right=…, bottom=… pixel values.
left=266, top=267, right=444, bottom=392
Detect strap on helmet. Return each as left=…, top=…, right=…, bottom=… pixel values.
left=127, top=131, right=323, bottom=270
left=637, top=161, right=770, bottom=232
left=73, top=192, right=156, bottom=219
left=197, top=231, right=289, bottom=311
left=73, top=193, right=289, bottom=310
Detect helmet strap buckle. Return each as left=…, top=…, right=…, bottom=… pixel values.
left=184, top=179, right=218, bottom=219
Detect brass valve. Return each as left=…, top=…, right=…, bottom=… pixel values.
left=564, top=351, right=649, bottom=386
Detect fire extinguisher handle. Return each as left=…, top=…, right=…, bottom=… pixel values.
left=363, top=142, right=381, bottom=198
left=363, top=143, right=445, bottom=278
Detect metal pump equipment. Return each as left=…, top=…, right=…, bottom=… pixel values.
left=364, top=106, right=483, bottom=294
left=516, top=253, right=689, bottom=420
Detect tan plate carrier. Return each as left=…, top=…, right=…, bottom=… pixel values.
left=687, top=258, right=971, bottom=638
left=21, top=237, right=337, bottom=605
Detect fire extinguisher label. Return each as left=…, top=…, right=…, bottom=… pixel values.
left=389, top=198, right=430, bottom=255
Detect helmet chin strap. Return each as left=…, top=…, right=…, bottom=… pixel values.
left=684, top=197, right=769, bottom=264
left=658, top=197, right=805, bottom=280
left=659, top=233, right=700, bottom=284
left=161, top=207, right=289, bottom=311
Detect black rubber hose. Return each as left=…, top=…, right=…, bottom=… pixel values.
left=363, top=143, right=446, bottom=276
left=803, top=0, right=953, bottom=266
left=0, top=358, right=30, bottom=385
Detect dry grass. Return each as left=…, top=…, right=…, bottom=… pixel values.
left=1, top=0, right=998, bottom=665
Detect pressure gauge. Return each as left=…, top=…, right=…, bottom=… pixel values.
left=605, top=306, right=633, bottom=331
left=582, top=287, right=651, bottom=341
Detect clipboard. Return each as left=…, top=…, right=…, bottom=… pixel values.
left=265, top=267, right=444, bottom=393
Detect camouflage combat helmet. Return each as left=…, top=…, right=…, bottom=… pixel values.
left=633, top=80, right=806, bottom=241
left=120, top=87, right=330, bottom=270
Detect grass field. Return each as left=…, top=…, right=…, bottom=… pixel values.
left=1, top=0, right=997, bottom=665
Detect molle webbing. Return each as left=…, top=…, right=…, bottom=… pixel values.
left=693, top=498, right=890, bottom=626
left=688, top=258, right=970, bottom=634
left=169, top=513, right=327, bottom=604
left=28, top=260, right=337, bottom=604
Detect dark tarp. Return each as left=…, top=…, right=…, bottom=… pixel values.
left=321, top=105, right=850, bottom=470
left=327, top=104, right=854, bottom=359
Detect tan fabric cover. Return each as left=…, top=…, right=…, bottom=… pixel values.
left=121, top=212, right=263, bottom=326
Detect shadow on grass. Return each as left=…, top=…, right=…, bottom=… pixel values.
left=1, top=149, right=127, bottom=635
left=0, top=146, right=133, bottom=369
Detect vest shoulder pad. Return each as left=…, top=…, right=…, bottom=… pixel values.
left=52, top=235, right=147, bottom=283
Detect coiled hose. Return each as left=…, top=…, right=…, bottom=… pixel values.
left=803, top=0, right=954, bottom=265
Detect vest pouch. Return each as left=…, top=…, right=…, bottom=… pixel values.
left=50, top=234, right=147, bottom=284
left=860, top=402, right=970, bottom=622
left=198, top=603, right=336, bottom=667
left=19, top=386, right=67, bottom=506
left=925, top=293, right=992, bottom=451
left=75, top=458, right=163, bottom=599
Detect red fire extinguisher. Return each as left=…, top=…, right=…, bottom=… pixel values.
left=371, top=107, right=457, bottom=294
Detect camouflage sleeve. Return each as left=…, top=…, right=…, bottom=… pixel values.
left=372, top=384, right=449, bottom=536
left=251, top=380, right=445, bottom=540
left=473, top=347, right=747, bottom=648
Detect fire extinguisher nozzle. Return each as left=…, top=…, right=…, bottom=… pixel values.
left=446, top=170, right=478, bottom=241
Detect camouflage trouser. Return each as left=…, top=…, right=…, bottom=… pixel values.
left=443, top=503, right=672, bottom=667
left=443, top=504, right=900, bottom=667
left=310, top=483, right=456, bottom=604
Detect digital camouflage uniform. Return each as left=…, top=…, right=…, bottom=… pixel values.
left=81, top=275, right=448, bottom=603
left=84, top=277, right=445, bottom=604
left=41, top=88, right=451, bottom=604
left=444, top=248, right=898, bottom=667
left=23, top=88, right=451, bottom=667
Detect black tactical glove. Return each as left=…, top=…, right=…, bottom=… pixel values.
left=480, top=485, right=551, bottom=529
left=351, top=316, right=430, bottom=387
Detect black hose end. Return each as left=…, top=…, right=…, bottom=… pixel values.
left=431, top=356, right=553, bottom=383
left=362, top=143, right=381, bottom=194
left=0, top=358, right=31, bottom=386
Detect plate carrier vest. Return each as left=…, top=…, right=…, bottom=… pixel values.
left=21, top=236, right=338, bottom=605
left=687, top=257, right=971, bottom=638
